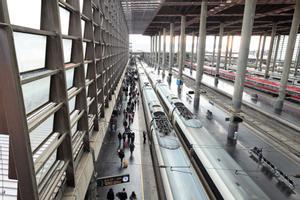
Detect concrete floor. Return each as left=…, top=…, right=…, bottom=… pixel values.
left=95, top=78, right=158, bottom=200
left=142, top=62, right=300, bottom=200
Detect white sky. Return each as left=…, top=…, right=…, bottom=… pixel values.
left=130, top=34, right=273, bottom=54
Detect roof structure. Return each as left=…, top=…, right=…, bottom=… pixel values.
left=121, top=0, right=299, bottom=35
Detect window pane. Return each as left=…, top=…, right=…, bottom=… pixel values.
left=81, top=20, right=85, bottom=38
left=65, top=68, right=74, bottom=89
left=59, top=7, right=70, bottom=35
left=84, top=64, right=88, bottom=78
left=83, top=42, right=87, bottom=59
left=7, top=0, right=41, bottom=29
left=14, top=32, right=46, bottom=73
left=30, top=114, right=54, bottom=150
left=63, top=39, right=72, bottom=63
left=22, top=76, right=50, bottom=114
left=68, top=96, right=76, bottom=113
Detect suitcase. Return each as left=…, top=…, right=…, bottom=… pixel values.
left=123, top=159, right=128, bottom=168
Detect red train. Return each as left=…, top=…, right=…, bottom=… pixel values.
left=185, top=61, right=300, bottom=102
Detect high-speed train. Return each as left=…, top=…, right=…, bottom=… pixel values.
left=185, top=61, right=300, bottom=102
left=141, top=67, right=270, bottom=200
left=138, top=68, right=210, bottom=200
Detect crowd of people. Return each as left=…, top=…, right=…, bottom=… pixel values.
left=107, top=188, right=137, bottom=200
left=117, top=69, right=141, bottom=168
left=107, top=68, right=142, bottom=200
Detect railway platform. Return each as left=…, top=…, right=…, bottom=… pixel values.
left=141, top=61, right=300, bottom=200
left=174, top=67, right=300, bottom=126
left=95, top=72, right=158, bottom=200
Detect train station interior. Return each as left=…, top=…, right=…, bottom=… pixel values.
left=0, top=0, right=300, bottom=200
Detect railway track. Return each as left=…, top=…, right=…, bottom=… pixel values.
left=172, top=69, right=300, bottom=165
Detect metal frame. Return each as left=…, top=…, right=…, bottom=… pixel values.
left=0, top=0, right=128, bottom=199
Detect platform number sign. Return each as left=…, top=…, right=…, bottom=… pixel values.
left=97, top=174, right=130, bottom=187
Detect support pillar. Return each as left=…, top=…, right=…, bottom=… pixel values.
left=265, top=22, right=277, bottom=78
left=162, top=28, right=167, bottom=75
left=177, top=35, right=180, bottom=66
left=194, top=0, right=207, bottom=108
left=177, top=15, right=186, bottom=86
left=215, top=23, right=224, bottom=86
left=272, top=35, right=281, bottom=72
left=150, top=36, right=153, bottom=66
left=169, top=23, right=174, bottom=76
left=228, top=0, right=256, bottom=142
left=224, top=34, right=230, bottom=70
left=212, top=35, right=217, bottom=67
left=258, top=34, right=267, bottom=71
left=255, top=35, right=262, bottom=69
left=158, top=31, right=161, bottom=70
left=274, top=1, right=300, bottom=113
left=190, top=32, right=195, bottom=73
left=154, top=34, right=158, bottom=68
left=229, top=35, right=234, bottom=66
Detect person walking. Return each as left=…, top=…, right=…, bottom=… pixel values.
left=117, top=188, right=128, bottom=200
left=129, top=143, right=135, bottom=156
left=143, top=131, right=146, bottom=144
left=122, top=132, right=127, bottom=147
left=118, top=149, right=125, bottom=167
left=118, top=132, right=122, bottom=147
left=131, top=132, right=135, bottom=144
left=107, top=188, right=115, bottom=200
left=129, top=191, right=137, bottom=200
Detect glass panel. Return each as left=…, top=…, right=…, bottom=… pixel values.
left=81, top=20, right=85, bottom=38
left=63, top=39, right=72, bottom=63
left=65, top=68, right=74, bottom=89
left=30, top=114, right=54, bottom=150
left=59, top=7, right=70, bottom=35
left=79, top=0, right=84, bottom=14
left=83, top=42, right=87, bottom=59
left=14, top=32, right=46, bottom=73
left=68, top=96, right=76, bottom=113
left=71, top=123, right=78, bottom=136
left=84, top=64, right=88, bottom=78
left=35, top=150, right=57, bottom=185
left=22, top=76, right=50, bottom=114
left=7, top=0, right=41, bottom=29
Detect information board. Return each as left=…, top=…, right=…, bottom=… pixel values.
left=97, top=174, right=130, bottom=187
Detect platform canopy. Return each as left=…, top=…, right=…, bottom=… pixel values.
left=121, top=0, right=299, bottom=35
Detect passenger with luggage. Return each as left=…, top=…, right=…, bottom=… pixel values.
left=118, top=149, right=125, bottom=167
left=129, top=191, right=137, bottom=200
left=107, top=188, right=115, bottom=200
left=117, top=132, right=122, bottom=147
left=129, top=143, right=135, bottom=156
left=116, top=188, right=128, bottom=200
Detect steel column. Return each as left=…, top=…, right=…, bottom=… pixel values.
left=255, top=35, right=262, bottom=69
left=229, top=35, right=234, bottom=66
left=215, top=23, right=224, bottom=86
left=224, top=34, right=230, bottom=70
left=158, top=31, right=161, bottom=70
left=265, top=22, right=277, bottom=78
left=169, top=23, right=174, bottom=76
left=212, top=35, right=217, bottom=67
left=190, top=31, right=195, bottom=73
left=258, top=34, right=267, bottom=71
left=272, top=35, right=281, bottom=72
left=162, top=28, right=166, bottom=75
left=274, top=1, right=300, bottom=113
left=177, top=15, right=186, bottom=84
left=228, top=0, right=257, bottom=142
left=194, top=0, right=207, bottom=106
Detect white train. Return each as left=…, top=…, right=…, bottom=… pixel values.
left=138, top=69, right=210, bottom=200
left=142, top=67, right=270, bottom=200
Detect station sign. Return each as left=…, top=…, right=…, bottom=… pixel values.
left=97, top=174, right=130, bottom=187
